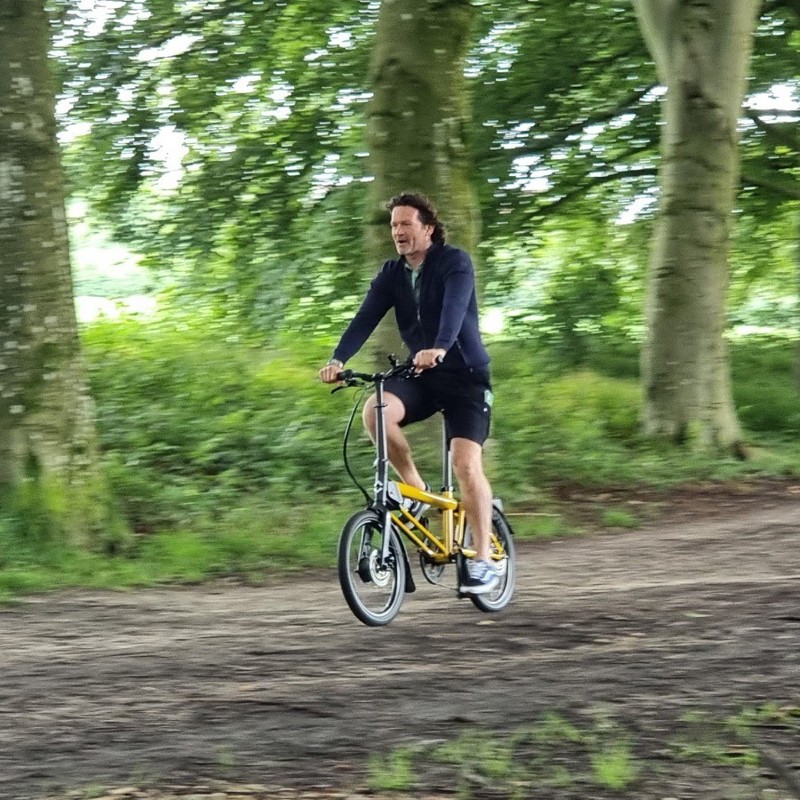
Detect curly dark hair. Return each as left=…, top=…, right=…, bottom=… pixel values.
left=387, top=192, right=446, bottom=244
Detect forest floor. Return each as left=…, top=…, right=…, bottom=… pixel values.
left=2, top=479, right=799, bottom=800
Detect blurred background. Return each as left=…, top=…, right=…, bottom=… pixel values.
left=0, top=0, right=798, bottom=594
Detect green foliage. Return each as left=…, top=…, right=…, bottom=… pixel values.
left=81, top=304, right=348, bottom=531
left=368, top=714, right=638, bottom=796
left=600, top=509, right=639, bottom=529
left=0, top=496, right=351, bottom=603
left=585, top=714, right=637, bottom=790
left=52, top=0, right=800, bottom=348
left=490, top=338, right=800, bottom=492
left=2, top=307, right=798, bottom=597
left=490, top=356, right=644, bottom=489
left=362, top=704, right=799, bottom=797
left=55, top=0, right=376, bottom=333
left=671, top=710, right=761, bottom=769
left=485, top=219, right=642, bottom=368
left=0, top=472, right=130, bottom=565
left=509, top=511, right=567, bottom=540
left=0, top=480, right=71, bottom=555
left=367, top=747, right=417, bottom=792
left=731, top=335, right=800, bottom=434
left=3, top=0, right=790, bottom=601
left=590, top=739, right=636, bottom=790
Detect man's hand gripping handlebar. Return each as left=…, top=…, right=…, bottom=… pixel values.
left=319, top=352, right=443, bottom=391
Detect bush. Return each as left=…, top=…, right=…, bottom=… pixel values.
left=82, top=318, right=800, bottom=534
left=731, top=336, right=800, bottom=434
left=82, top=309, right=350, bottom=531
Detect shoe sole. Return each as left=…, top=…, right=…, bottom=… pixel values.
left=460, top=577, right=500, bottom=596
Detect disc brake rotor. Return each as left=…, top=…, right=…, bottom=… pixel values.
left=364, top=548, right=391, bottom=587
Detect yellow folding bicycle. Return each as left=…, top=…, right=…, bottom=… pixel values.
left=332, top=358, right=516, bottom=626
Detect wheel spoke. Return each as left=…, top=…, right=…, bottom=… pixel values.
left=338, top=511, right=406, bottom=626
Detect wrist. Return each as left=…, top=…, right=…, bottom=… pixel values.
left=327, top=358, right=344, bottom=367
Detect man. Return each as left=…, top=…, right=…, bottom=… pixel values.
left=319, top=193, right=498, bottom=594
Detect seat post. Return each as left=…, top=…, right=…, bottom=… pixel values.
left=441, top=413, right=454, bottom=493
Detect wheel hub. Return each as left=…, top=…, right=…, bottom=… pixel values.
left=359, top=548, right=391, bottom=587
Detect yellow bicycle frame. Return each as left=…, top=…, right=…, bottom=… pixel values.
left=389, top=481, right=509, bottom=565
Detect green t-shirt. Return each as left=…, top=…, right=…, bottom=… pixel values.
left=406, top=262, right=423, bottom=309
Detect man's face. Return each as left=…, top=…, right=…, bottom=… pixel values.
left=390, top=205, right=433, bottom=262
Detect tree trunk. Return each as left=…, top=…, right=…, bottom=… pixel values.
left=633, top=0, right=760, bottom=449
left=364, top=0, right=480, bottom=363
left=795, top=209, right=800, bottom=392
left=0, top=2, right=117, bottom=544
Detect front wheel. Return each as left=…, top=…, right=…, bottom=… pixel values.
left=338, top=509, right=406, bottom=626
left=469, top=509, right=516, bottom=613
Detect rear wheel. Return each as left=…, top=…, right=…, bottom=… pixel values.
left=338, top=510, right=406, bottom=626
left=468, top=510, right=516, bottom=613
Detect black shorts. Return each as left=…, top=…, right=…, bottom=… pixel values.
left=384, top=366, right=492, bottom=446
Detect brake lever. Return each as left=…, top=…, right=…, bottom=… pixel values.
left=331, top=369, right=358, bottom=393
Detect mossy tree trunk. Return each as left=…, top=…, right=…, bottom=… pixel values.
left=633, top=0, right=760, bottom=450
left=364, top=0, right=480, bottom=363
left=0, top=2, right=120, bottom=546
left=795, top=211, right=800, bottom=392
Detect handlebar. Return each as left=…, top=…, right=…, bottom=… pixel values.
left=329, top=353, right=444, bottom=392
left=335, top=359, right=416, bottom=388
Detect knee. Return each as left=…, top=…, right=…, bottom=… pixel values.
left=362, top=396, right=401, bottom=431
left=362, top=394, right=406, bottom=437
left=453, top=451, right=484, bottom=484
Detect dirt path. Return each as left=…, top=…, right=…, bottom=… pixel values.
left=1, top=496, right=799, bottom=799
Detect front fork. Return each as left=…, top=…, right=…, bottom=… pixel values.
left=369, top=377, right=417, bottom=592
left=370, top=506, right=414, bottom=594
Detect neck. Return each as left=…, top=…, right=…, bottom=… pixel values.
left=405, top=244, right=431, bottom=269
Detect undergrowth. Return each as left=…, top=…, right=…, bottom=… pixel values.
left=364, top=703, right=800, bottom=797
left=1, top=311, right=798, bottom=597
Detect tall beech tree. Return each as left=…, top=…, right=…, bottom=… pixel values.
left=0, top=1, right=116, bottom=542
left=633, top=0, right=761, bottom=449
left=363, top=0, right=481, bottom=359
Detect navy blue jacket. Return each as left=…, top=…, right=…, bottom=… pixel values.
left=332, top=242, right=490, bottom=370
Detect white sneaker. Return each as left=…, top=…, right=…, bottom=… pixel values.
left=461, top=559, right=500, bottom=595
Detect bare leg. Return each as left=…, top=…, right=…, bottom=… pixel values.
left=362, top=392, right=425, bottom=490
left=451, top=437, right=493, bottom=562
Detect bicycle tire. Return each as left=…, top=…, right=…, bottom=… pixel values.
left=469, top=509, right=516, bottom=613
left=337, top=509, right=406, bottom=626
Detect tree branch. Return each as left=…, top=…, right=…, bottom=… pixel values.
left=762, top=0, right=800, bottom=18
left=743, top=109, right=800, bottom=150
left=741, top=167, right=800, bottom=200
left=526, top=166, right=658, bottom=218
left=505, top=84, right=658, bottom=159
left=632, top=0, right=678, bottom=83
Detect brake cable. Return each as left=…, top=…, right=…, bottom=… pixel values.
left=340, top=385, right=371, bottom=505
left=332, top=357, right=414, bottom=506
